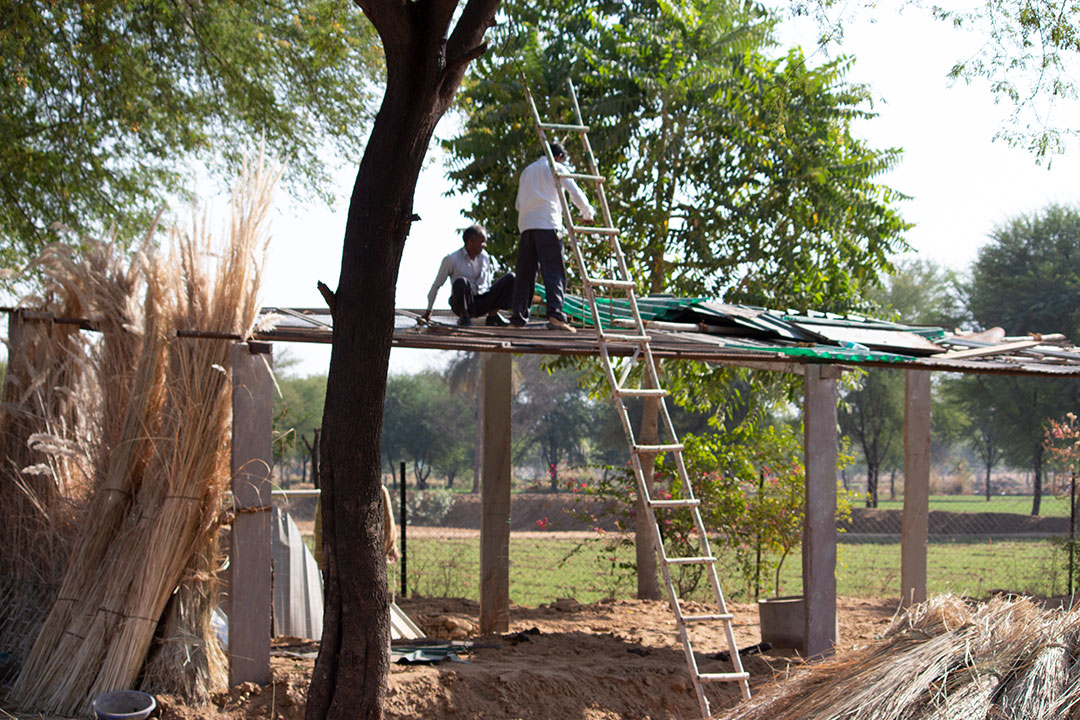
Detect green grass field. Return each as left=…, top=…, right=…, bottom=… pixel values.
left=870, top=494, right=1072, bottom=517
left=386, top=533, right=1075, bottom=608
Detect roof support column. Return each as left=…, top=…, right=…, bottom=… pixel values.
left=902, top=369, right=931, bottom=606
left=229, top=341, right=274, bottom=686
left=480, top=352, right=512, bottom=633
left=803, top=364, right=839, bottom=658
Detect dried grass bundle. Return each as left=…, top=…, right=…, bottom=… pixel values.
left=717, top=594, right=1080, bottom=720
left=11, top=154, right=279, bottom=715
left=0, top=231, right=150, bottom=686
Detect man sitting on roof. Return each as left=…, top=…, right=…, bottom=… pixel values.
left=422, top=224, right=515, bottom=327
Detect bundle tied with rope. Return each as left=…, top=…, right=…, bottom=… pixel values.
left=10, top=152, right=280, bottom=715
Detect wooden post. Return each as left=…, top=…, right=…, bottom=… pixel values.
left=803, top=364, right=839, bottom=658
left=400, top=461, right=407, bottom=598
left=902, top=369, right=931, bottom=607
left=229, top=341, right=274, bottom=686
left=480, top=352, right=512, bottom=633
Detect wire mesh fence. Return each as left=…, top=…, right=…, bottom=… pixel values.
left=361, top=477, right=1080, bottom=609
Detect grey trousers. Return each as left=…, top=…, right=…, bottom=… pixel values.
left=511, top=229, right=567, bottom=324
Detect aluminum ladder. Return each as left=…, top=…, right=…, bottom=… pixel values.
left=523, top=80, right=752, bottom=718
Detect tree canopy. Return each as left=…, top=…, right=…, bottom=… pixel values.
left=2, top=1, right=381, bottom=274
left=446, top=0, right=910, bottom=312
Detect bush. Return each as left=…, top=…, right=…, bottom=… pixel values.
left=395, top=487, right=455, bottom=525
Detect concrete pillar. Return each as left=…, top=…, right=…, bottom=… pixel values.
left=901, top=369, right=931, bottom=607
left=229, top=342, right=274, bottom=686
left=803, top=364, right=839, bottom=658
left=480, top=352, right=512, bottom=633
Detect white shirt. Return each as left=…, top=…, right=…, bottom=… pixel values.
left=426, top=246, right=493, bottom=313
left=516, top=156, right=595, bottom=232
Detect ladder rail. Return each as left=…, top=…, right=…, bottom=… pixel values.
left=526, top=79, right=752, bottom=717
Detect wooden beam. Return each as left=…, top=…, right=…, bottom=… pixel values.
left=229, top=342, right=274, bottom=686
left=933, top=339, right=1039, bottom=359
left=901, top=369, right=931, bottom=606
left=480, top=352, right=512, bottom=633
left=802, top=364, right=839, bottom=658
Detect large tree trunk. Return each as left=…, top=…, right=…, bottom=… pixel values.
left=307, top=3, right=498, bottom=718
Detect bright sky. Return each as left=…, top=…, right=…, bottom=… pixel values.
left=263, top=7, right=1080, bottom=377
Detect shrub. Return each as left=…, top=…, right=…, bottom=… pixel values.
left=389, top=487, right=455, bottom=525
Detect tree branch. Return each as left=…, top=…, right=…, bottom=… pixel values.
left=439, top=40, right=489, bottom=100
left=446, top=0, right=500, bottom=61
left=317, top=280, right=336, bottom=316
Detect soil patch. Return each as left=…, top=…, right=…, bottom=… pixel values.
left=135, top=595, right=899, bottom=720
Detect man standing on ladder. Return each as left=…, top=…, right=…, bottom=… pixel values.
left=510, top=140, right=594, bottom=333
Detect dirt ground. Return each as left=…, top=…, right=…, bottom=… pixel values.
left=149, top=595, right=898, bottom=720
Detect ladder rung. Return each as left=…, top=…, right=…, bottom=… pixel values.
left=615, top=387, right=667, bottom=398
left=584, top=276, right=635, bottom=289
left=682, top=612, right=734, bottom=623
left=649, top=498, right=700, bottom=509
left=540, top=121, right=589, bottom=132
left=667, top=556, right=717, bottom=566
left=557, top=171, right=605, bottom=183
left=632, top=443, right=683, bottom=453
left=600, top=333, right=651, bottom=344
left=698, top=672, right=751, bottom=684
left=571, top=225, right=619, bottom=235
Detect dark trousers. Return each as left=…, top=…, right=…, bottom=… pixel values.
left=450, top=273, right=515, bottom=319
left=511, top=229, right=566, bottom=324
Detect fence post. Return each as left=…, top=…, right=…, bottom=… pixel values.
left=902, top=369, right=931, bottom=607
left=400, top=461, right=407, bottom=598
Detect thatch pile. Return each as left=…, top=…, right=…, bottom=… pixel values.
left=0, top=223, right=149, bottom=686
left=7, top=156, right=278, bottom=715
left=718, top=594, right=1080, bottom=720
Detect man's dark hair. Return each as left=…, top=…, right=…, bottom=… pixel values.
left=463, top=224, right=486, bottom=243
left=549, top=141, right=568, bottom=160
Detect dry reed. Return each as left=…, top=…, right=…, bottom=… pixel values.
left=717, top=594, right=1080, bottom=720
left=11, top=152, right=279, bottom=715
left=0, top=230, right=150, bottom=684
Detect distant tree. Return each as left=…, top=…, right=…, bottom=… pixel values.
left=445, top=352, right=522, bottom=492
left=944, top=375, right=1006, bottom=500
left=838, top=258, right=963, bottom=506
left=965, top=205, right=1080, bottom=514
left=877, top=258, right=966, bottom=329
left=512, top=356, right=594, bottom=489
left=1, top=2, right=381, bottom=277
left=274, top=372, right=328, bottom=484
left=381, top=371, right=474, bottom=489
left=839, top=369, right=903, bottom=507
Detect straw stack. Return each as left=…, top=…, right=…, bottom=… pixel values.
left=11, top=154, right=278, bottom=715
left=717, top=594, right=1080, bottom=720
